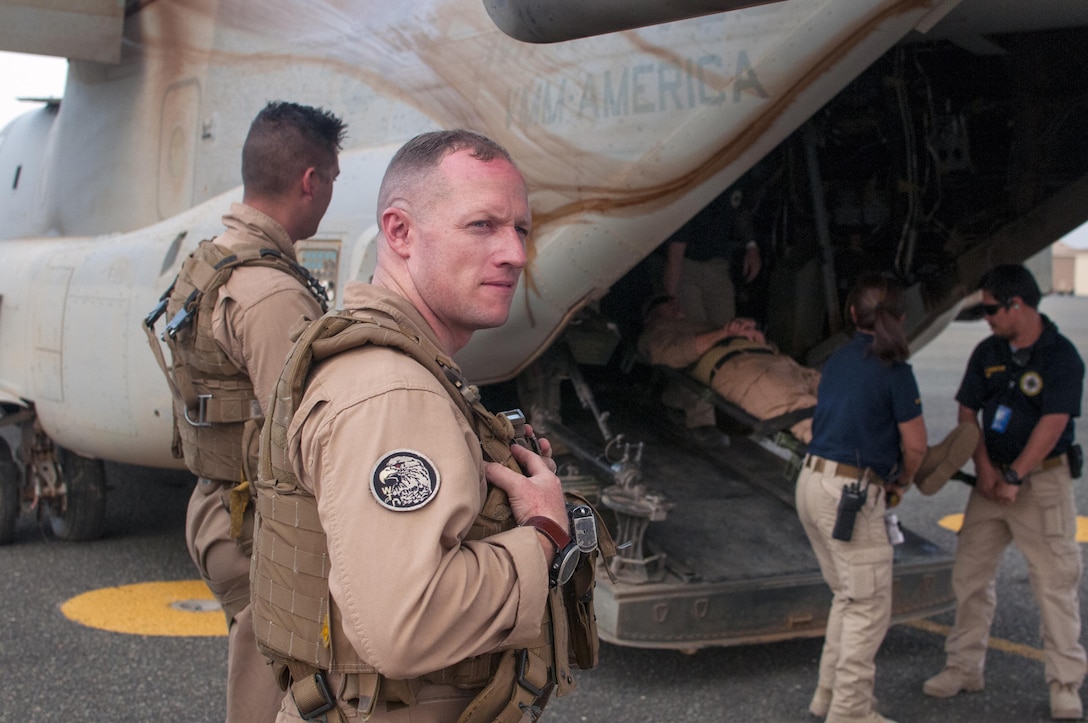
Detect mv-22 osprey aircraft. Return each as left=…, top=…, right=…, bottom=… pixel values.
left=1, top=0, right=1087, bottom=651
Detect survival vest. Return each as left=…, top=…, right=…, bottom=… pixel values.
left=251, top=303, right=615, bottom=723
left=143, top=238, right=329, bottom=486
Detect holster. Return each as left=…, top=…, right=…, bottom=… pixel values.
left=564, top=555, right=600, bottom=670
left=1069, top=443, right=1083, bottom=479
left=560, top=491, right=617, bottom=671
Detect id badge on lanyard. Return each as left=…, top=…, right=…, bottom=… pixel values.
left=991, top=404, right=1011, bottom=433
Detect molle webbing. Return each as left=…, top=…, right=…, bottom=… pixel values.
left=144, top=238, right=327, bottom=482
left=164, top=240, right=328, bottom=394
left=252, top=306, right=565, bottom=722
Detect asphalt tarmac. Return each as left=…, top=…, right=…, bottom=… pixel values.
left=1, top=296, right=1087, bottom=722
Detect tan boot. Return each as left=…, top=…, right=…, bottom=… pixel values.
left=809, top=688, right=879, bottom=718
left=922, top=666, right=984, bottom=698
left=915, top=423, right=979, bottom=495
left=826, top=711, right=896, bottom=723
left=1050, top=681, right=1084, bottom=720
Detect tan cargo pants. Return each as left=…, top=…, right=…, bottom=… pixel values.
left=187, top=477, right=284, bottom=723
left=943, top=463, right=1086, bottom=686
left=797, top=459, right=893, bottom=719
left=676, top=256, right=735, bottom=329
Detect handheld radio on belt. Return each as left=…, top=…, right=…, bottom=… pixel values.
left=831, top=463, right=879, bottom=543
left=832, top=479, right=867, bottom=542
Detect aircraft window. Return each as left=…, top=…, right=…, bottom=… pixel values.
left=297, top=240, right=342, bottom=305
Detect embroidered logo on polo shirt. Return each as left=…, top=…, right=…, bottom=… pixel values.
left=984, top=365, right=1006, bottom=379
left=371, top=450, right=440, bottom=511
left=1019, top=371, right=1042, bottom=397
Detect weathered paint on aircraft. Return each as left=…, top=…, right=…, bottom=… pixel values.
left=0, top=0, right=952, bottom=466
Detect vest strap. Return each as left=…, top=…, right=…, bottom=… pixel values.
left=456, top=648, right=552, bottom=723
left=691, top=339, right=775, bottom=386
left=289, top=672, right=343, bottom=722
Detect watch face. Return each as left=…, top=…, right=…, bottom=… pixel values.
left=552, top=545, right=582, bottom=586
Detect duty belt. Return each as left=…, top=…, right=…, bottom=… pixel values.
left=805, top=455, right=885, bottom=486
left=999, top=454, right=1065, bottom=476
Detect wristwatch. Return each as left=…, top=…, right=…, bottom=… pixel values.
left=524, top=516, right=581, bottom=587
left=1003, top=468, right=1022, bottom=486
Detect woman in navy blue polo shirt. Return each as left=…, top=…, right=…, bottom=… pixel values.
left=797, top=274, right=927, bottom=723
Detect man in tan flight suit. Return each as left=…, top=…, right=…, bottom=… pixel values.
left=267, top=130, right=572, bottom=721
left=639, top=295, right=820, bottom=441
left=172, top=102, right=345, bottom=722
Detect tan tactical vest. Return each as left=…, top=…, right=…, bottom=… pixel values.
left=251, top=304, right=612, bottom=723
left=143, top=238, right=328, bottom=484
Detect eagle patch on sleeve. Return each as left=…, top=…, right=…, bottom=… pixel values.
left=370, top=450, right=441, bottom=511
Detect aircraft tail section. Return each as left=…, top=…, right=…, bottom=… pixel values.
left=0, top=105, right=61, bottom=241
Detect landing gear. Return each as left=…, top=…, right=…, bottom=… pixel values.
left=0, top=411, right=110, bottom=544
left=0, top=438, right=20, bottom=545
left=45, top=447, right=107, bottom=541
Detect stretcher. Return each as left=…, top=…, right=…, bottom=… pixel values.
left=661, top=364, right=814, bottom=445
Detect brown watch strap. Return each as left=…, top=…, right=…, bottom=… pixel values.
left=523, top=515, right=571, bottom=552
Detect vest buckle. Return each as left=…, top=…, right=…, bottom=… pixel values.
left=292, top=671, right=336, bottom=721
left=516, top=649, right=546, bottom=698
left=183, top=394, right=212, bottom=428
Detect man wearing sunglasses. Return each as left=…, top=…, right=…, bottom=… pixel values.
left=923, top=264, right=1085, bottom=720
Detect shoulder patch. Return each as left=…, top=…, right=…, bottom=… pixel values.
left=371, top=450, right=440, bottom=511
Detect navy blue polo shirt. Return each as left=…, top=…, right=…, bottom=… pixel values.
left=956, top=314, right=1083, bottom=466
left=808, top=332, right=922, bottom=479
left=664, top=188, right=753, bottom=262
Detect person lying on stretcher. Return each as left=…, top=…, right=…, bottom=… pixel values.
left=637, top=295, right=820, bottom=443
left=637, top=295, right=978, bottom=497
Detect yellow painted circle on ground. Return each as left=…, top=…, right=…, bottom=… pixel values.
left=939, top=514, right=1088, bottom=542
left=938, top=513, right=964, bottom=533
left=61, top=580, right=227, bottom=637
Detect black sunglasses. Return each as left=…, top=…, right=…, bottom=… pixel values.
left=981, top=302, right=1007, bottom=316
